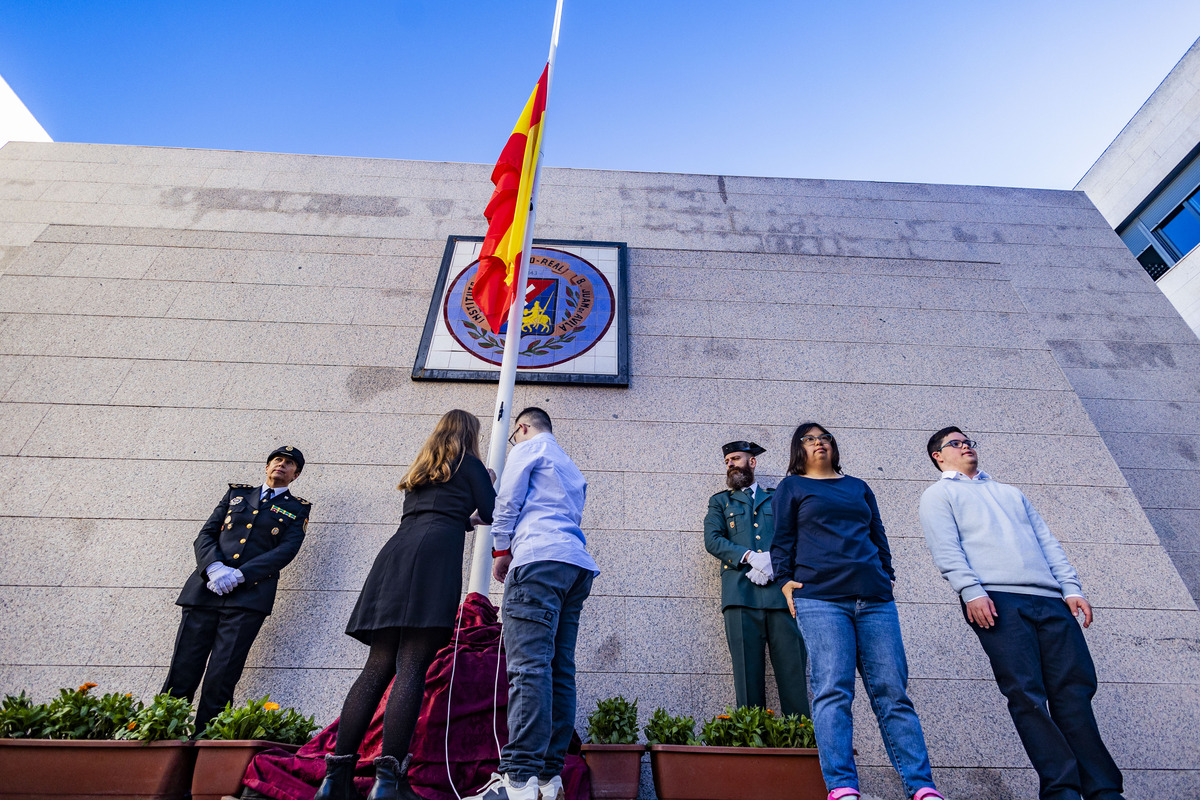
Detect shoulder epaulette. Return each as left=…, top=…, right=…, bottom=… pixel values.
left=295, top=496, right=311, bottom=506
left=230, top=483, right=254, bottom=488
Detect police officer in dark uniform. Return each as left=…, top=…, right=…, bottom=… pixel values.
left=162, top=445, right=313, bottom=732
left=704, top=441, right=809, bottom=716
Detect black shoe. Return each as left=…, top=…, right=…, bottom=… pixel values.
left=366, top=755, right=423, bottom=800
left=314, top=753, right=360, bottom=800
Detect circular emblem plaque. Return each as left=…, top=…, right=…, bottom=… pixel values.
left=443, top=247, right=616, bottom=368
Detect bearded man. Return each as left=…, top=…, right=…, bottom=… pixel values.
left=703, top=441, right=809, bottom=716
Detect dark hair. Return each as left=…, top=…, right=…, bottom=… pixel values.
left=926, top=426, right=964, bottom=470
left=787, top=422, right=841, bottom=476
left=516, top=406, right=552, bottom=433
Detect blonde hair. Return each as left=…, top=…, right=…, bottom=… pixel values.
left=397, top=409, right=482, bottom=492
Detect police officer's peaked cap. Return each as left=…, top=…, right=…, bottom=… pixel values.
left=722, top=441, right=765, bottom=457
left=267, top=445, right=305, bottom=472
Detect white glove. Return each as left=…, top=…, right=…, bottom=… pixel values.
left=206, top=563, right=239, bottom=595
left=745, top=551, right=772, bottom=573
left=232, top=569, right=245, bottom=585
left=747, top=568, right=770, bottom=586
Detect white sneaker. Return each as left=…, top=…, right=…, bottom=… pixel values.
left=465, top=773, right=540, bottom=800
left=538, top=775, right=564, bottom=800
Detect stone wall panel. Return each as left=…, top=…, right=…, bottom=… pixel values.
left=2, top=142, right=1198, bottom=794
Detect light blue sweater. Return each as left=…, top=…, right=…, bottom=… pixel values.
left=918, top=471, right=1082, bottom=602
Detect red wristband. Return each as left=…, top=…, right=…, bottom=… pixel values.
left=492, top=549, right=511, bottom=558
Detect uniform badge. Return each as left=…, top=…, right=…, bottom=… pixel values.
left=271, top=505, right=297, bottom=520
left=231, top=496, right=244, bottom=505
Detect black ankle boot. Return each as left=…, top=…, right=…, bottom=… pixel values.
left=314, top=753, right=360, bottom=800
left=367, top=754, right=423, bottom=800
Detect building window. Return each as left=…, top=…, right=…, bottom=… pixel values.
left=1153, top=187, right=1200, bottom=261
left=1138, top=246, right=1170, bottom=280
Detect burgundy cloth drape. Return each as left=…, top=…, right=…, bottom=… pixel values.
left=241, top=593, right=590, bottom=800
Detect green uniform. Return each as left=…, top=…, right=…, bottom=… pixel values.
left=704, top=485, right=810, bottom=717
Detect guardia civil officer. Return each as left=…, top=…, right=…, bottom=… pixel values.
left=162, top=445, right=312, bottom=733
left=703, top=441, right=809, bottom=717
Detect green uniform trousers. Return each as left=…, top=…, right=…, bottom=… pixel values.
left=723, top=605, right=810, bottom=717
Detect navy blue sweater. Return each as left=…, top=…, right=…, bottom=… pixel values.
left=770, top=474, right=895, bottom=602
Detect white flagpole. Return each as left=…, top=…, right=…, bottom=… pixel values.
left=467, top=0, right=565, bottom=597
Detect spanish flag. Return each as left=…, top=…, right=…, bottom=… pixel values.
left=474, top=64, right=549, bottom=334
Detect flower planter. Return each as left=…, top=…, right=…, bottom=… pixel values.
left=0, top=738, right=196, bottom=800
left=579, top=743, right=645, bottom=800
left=191, top=739, right=301, bottom=800
left=648, top=743, right=824, bottom=800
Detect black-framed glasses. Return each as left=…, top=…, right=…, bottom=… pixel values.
left=507, top=423, right=528, bottom=446
left=938, top=439, right=978, bottom=451
left=801, top=434, right=833, bottom=445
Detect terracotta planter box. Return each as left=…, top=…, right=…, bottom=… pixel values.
left=191, top=739, right=300, bottom=800
left=0, top=738, right=196, bottom=800
left=648, top=743, right=824, bottom=800
left=580, top=743, right=645, bottom=800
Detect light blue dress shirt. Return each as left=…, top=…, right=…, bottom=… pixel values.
left=492, top=432, right=599, bottom=575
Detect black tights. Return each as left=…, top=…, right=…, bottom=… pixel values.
left=334, top=626, right=451, bottom=759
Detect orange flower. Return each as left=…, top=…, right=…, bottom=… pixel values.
left=78, top=682, right=98, bottom=693
left=717, top=714, right=731, bottom=720
left=125, top=693, right=133, bottom=698
left=127, top=721, right=137, bottom=730
left=263, top=702, right=280, bottom=711
left=765, top=709, right=775, bottom=715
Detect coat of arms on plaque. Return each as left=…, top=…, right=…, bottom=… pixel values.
left=413, top=237, right=628, bottom=385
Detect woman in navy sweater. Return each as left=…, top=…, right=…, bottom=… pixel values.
left=770, top=422, right=944, bottom=800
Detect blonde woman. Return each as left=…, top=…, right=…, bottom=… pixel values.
left=317, top=409, right=496, bottom=800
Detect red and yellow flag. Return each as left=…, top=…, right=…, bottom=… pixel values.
left=474, top=64, right=549, bottom=334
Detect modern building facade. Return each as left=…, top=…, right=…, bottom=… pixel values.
left=2, top=141, right=1199, bottom=798
left=1077, top=35, right=1200, bottom=336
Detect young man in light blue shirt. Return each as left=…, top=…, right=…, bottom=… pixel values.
left=468, top=407, right=598, bottom=800
left=919, top=426, right=1124, bottom=800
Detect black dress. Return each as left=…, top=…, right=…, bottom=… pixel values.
left=346, top=454, right=496, bottom=643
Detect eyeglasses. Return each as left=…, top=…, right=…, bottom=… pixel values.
left=507, top=423, right=528, bottom=446
left=801, top=434, right=833, bottom=445
left=937, top=439, right=978, bottom=451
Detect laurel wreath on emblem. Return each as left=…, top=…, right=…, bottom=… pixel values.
left=461, top=284, right=584, bottom=357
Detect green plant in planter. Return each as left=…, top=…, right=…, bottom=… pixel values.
left=0, top=692, right=51, bottom=739
left=200, top=695, right=317, bottom=745
left=699, top=706, right=816, bottom=749
left=643, top=707, right=696, bottom=746
left=42, top=683, right=142, bottom=740
left=763, top=710, right=815, bottom=749
left=586, top=695, right=639, bottom=744
left=117, top=692, right=195, bottom=742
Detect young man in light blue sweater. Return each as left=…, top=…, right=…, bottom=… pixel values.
left=918, top=427, right=1124, bottom=800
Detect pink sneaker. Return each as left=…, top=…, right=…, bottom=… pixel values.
left=913, top=789, right=945, bottom=800
left=827, top=789, right=860, bottom=800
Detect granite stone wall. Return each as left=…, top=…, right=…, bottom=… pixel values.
left=1, top=141, right=1199, bottom=798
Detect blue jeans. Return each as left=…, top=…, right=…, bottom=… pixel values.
left=792, top=597, right=935, bottom=796
left=970, top=592, right=1123, bottom=800
left=499, top=560, right=594, bottom=782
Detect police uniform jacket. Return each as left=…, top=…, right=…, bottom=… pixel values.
left=703, top=487, right=789, bottom=612
left=176, top=483, right=311, bottom=615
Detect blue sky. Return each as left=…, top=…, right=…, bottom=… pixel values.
left=2, top=1, right=1199, bottom=188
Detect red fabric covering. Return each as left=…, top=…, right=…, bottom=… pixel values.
left=242, top=593, right=590, bottom=800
